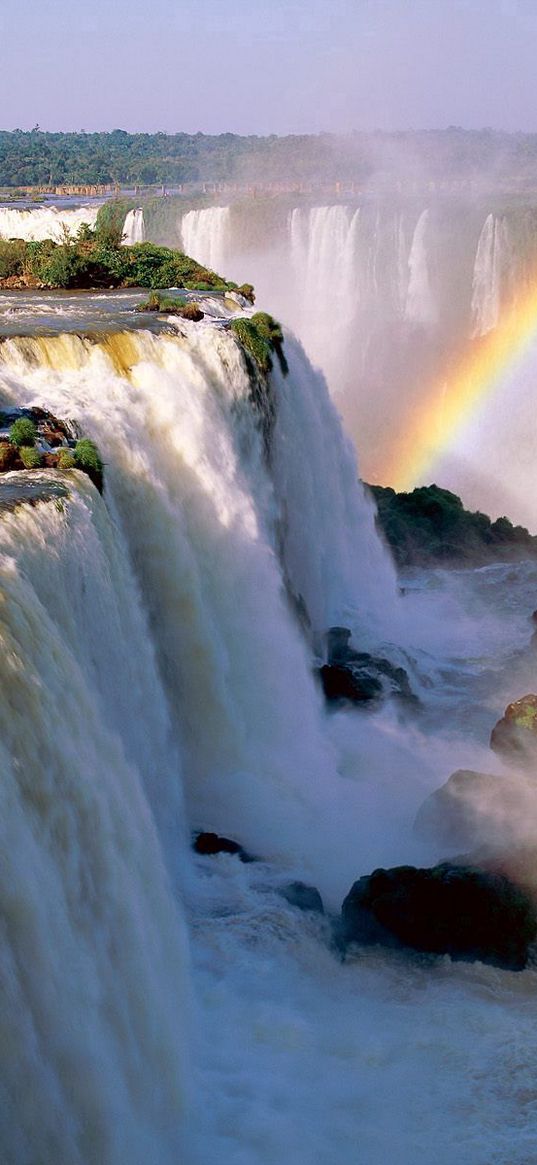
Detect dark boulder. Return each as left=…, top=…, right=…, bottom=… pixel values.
left=490, top=694, right=537, bottom=764
left=319, top=663, right=382, bottom=703
left=319, top=626, right=414, bottom=706
left=193, top=831, right=255, bottom=862
left=279, top=881, right=324, bottom=914
left=414, top=768, right=535, bottom=850
left=341, top=862, right=537, bottom=971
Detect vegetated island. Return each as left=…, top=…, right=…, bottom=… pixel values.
left=369, top=482, right=537, bottom=567
left=0, top=205, right=254, bottom=297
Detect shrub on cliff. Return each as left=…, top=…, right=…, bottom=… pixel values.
left=19, top=446, right=42, bottom=469
left=9, top=417, right=37, bottom=447
left=231, top=313, right=287, bottom=377
left=74, top=439, right=103, bottom=492
left=56, top=449, right=76, bottom=469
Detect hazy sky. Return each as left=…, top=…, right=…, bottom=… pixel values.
left=3, top=0, right=537, bottom=135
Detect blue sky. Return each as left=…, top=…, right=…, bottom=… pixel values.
left=3, top=0, right=537, bottom=134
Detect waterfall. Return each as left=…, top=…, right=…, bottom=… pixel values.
left=404, top=209, right=436, bottom=325
left=0, top=204, right=99, bottom=241
left=122, top=207, right=145, bottom=245
left=0, top=324, right=398, bottom=867
left=270, top=334, right=398, bottom=639
left=0, top=472, right=190, bottom=1165
left=179, top=207, right=231, bottom=271
left=471, top=212, right=509, bottom=337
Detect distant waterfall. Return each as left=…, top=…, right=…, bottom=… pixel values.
left=122, top=207, right=145, bottom=244
left=405, top=209, right=436, bottom=325
left=0, top=204, right=99, bottom=241
left=180, top=207, right=231, bottom=272
left=471, top=213, right=509, bottom=337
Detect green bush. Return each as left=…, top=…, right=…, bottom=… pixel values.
left=230, top=312, right=287, bottom=376
left=74, top=439, right=102, bottom=473
left=9, top=417, right=37, bottom=447
left=19, top=446, right=42, bottom=469
left=0, top=239, right=25, bottom=279
left=56, top=449, right=76, bottom=469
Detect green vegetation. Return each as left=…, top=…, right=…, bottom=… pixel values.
left=231, top=312, right=287, bottom=377
left=19, top=446, right=42, bottom=469
left=74, top=439, right=102, bottom=474
left=9, top=417, right=37, bottom=447
left=369, top=483, right=537, bottom=567
left=56, top=449, right=76, bottom=469
left=7, top=127, right=537, bottom=189
left=0, top=232, right=239, bottom=293
left=136, top=291, right=204, bottom=320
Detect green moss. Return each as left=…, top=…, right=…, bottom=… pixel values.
left=9, top=417, right=37, bottom=447
left=136, top=292, right=204, bottom=319
left=56, top=449, right=76, bottom=470
left=230, top=312, right=288, bottom=377
left=19, top=446, right=42, bottom=469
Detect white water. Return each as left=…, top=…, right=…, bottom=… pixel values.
left=180, top=207, right=231, bottom=272
left=122, top=207, right=145, bottom=245
left=0, top=473, right=190, bottom=1164
left=471, top=213, right=510, bottom=337
left=404, top=209, right=436, bottom=325
left=2, top=312, right=537, bottom=1163
left=0, top=204, right=99, bottom=241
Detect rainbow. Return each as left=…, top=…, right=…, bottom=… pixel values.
left=377, top=282, right=537, bottom=491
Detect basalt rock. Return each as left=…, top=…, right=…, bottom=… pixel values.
left=279, top=881, right=324, bottom=914
left=340, top=862, right=537, bottom=970
left=319, top=626, right=414, bottom=705
left=414, top=768, right=537, bottom=850
left=490, top=694, right=537, bottom=764
left=193, top=831, right=256, bottom=862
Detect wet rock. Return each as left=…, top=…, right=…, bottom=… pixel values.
left=341, top=862, right=537, bottom=971
left=490, top=694, right=537, bottom=764
left=193, top=831, right=255, bottom=862
left=319, top=663, right=382, bottom=703
left=279, top=881, right=324, bottom=914
left=414, top=769, right=535, bottom=850
left=319, top=626, right=414, bottom=705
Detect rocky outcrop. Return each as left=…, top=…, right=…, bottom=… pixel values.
left=318, top=626, right=414, bottom=706
left=192, top=831, right=255, bottom=862
left=490, top=694, right=537, bottom=764
left=279, top=881, right=324, bottom=914
left=414, top=768, right=537, bottom=851
left=340, top=862, right=537, bottom=970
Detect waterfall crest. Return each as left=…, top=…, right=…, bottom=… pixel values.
left=0, top=205, right=99, bottom=241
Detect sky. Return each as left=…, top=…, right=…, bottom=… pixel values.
left=3, top=0, right=537, bottom=135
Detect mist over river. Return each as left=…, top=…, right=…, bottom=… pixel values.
left=1, top=248, right=537, bottom=1162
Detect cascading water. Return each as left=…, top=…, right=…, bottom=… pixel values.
left=180, top=207, right=231, bottom=272
left=0, top=473, right=191, bottom=1165
left=121, top=207, right=145, bottom=245
left=471, top=212, right=509, bottom=337
left=0, top=204, right=99, bottom=241
left=2, top=295, right=537, bottom=1164
left=404, top=209, right=436, bottom=325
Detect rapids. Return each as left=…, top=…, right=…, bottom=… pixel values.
left=1, top=291, right=537, bottom=1164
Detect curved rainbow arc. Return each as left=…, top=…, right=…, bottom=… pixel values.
left=377, top=282, right=537, bottom=491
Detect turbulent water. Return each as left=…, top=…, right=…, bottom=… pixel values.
left=1, top=281, right=537, bottom=1163
left=0, top=204, right=99, bottom=241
